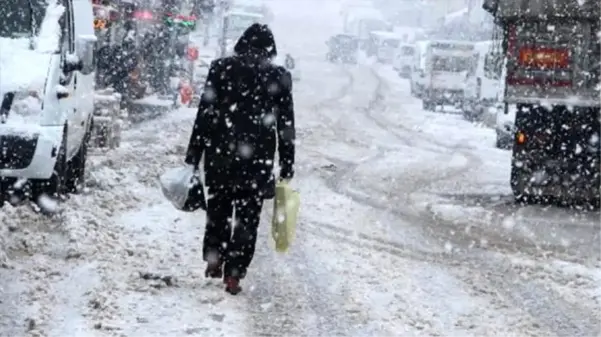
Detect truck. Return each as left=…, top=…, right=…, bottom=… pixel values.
left=482, top=0, right=600, bottom=207
left=366, top=31, right=401, bottom=62
left=344, top=10, right=392, bottom=50
left=461, top=40, right=503, bottom=121
left=419, top=40, right=475, bottom=111
left=393, top=43, right=415, bottom=78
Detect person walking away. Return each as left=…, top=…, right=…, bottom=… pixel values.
left=184, top=23, right=295, bottom=295
left=284, top=53, right=295, bottom=70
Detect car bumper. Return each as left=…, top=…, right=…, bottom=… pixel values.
left=512, top=174, right=600, bottom=201
left=427, top=89, right=464, bottom=103
left=0, top=125, right=63, bottom=179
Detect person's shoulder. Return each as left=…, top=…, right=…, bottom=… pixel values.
left=271, top=65, right=292, bottom=92
left=210, top=56, right=238, bottom=68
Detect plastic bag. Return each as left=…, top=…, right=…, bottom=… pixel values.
left=159, top=165, right=206, bottom=212
left=271, top=181, right=300, bottom=253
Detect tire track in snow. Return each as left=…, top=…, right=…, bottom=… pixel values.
left=316, top=158, right=592, bottom=336
left=315, top=67, right=600, bottom=336
left=245, top=64, right=383, bottom=336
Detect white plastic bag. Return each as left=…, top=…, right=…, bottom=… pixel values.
left=160, top=165, right=206, bottom=212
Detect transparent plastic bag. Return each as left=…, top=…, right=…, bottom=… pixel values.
left=160, top=165, right=206, bottom=212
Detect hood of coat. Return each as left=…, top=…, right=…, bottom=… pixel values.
left=233, top=23, right=277, bottom=61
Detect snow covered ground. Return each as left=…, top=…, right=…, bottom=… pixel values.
left=1, top=0, right=599, bottom=336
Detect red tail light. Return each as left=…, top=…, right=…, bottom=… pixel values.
left=133, top=10, right=154, bottom=20
left=518, top=47, right=569, bottom=69
left=516, top=131, right=526, bottom=145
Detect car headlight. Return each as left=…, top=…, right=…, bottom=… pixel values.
left=3, top=91, right=43, bottom=123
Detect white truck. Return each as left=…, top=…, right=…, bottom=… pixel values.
left=461, top=40, right=502, bottom=121
left=367, top=31, right=401, bottom=63
left=409, top=40, right=429, bottom=98
left=223, top=10, right=264, bottom=41
left=344, top=11, right=392, bottom=51
left=231, top=0, right=273, bottom=23
left=0, top=0, right=98, bottom=205
left=393, top=43, right=415, bottom=78
left=419, top=40, right=475, bottom=111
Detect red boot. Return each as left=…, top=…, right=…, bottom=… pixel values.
left=224, top=276, right=242, bottom=295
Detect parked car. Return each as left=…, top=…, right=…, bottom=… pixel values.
left=0, top=0, right=97, bottom=204
left=326, top=34, right=359, bottom=64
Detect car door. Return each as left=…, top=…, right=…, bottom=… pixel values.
left=72, top=0, right=96, bottom=131
left=59, top=0, right=83, bottom=158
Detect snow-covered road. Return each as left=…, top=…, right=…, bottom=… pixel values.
left=1, top=0, right=599, bottom=336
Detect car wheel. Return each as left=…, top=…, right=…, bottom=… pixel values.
left=422, top=100, right=435, bottom=111
left=32, top=124, right=68, bottom=205
left=65, top=124, right=91, bottom=194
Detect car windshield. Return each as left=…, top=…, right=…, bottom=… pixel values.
left=382, top=39, right=399, bottom=48
left=432, top=55, right=470, bottom=72
left=401, top=46, right=415, bottom=55
left=0, top=0, right=47, bottom=38
left=335, top=36, right=357, bottom=49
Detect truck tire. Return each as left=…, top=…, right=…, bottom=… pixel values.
left=510, top=161, right=531, bottom=204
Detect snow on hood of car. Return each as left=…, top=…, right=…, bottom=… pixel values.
left=0, top=0, right=63, bottom=97
left=0, top=39, right=53, bottom=97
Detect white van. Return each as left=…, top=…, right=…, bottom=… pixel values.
left=461, top=41, right=502, bottom=120
left=393, top=43, right=415, bottom=78
left=0, top=0, right=96, bottom=201
left=367, top=31, right=401, bottom=64
left=420, top=40, right=475, bottom=111
left=232, top=0, right=273, bottom=23
left=223, top=10, right=264, bottom=41
left=409, top=41, right=428, bottom=98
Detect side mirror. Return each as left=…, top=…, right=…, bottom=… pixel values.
left=75, top=34, right=97, bottom=75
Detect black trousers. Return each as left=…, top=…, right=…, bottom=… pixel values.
left=203, top=190, right=264, bottom=279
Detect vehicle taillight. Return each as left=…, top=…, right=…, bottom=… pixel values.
left=518, top=47, right=569, bottom=69
left=133, top=10, right=154, bottom=20
left=516, top=131, right=527, bottom=145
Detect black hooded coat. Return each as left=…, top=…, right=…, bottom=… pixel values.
left=185, top=24, right=295, bottom=197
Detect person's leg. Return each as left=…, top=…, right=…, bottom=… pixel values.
left=223, top=193, right=264, bottom=294
left=203, top=191, right=234, bottom=278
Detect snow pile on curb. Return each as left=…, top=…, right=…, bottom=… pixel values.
left=0, top=208, right=8, bottom=266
